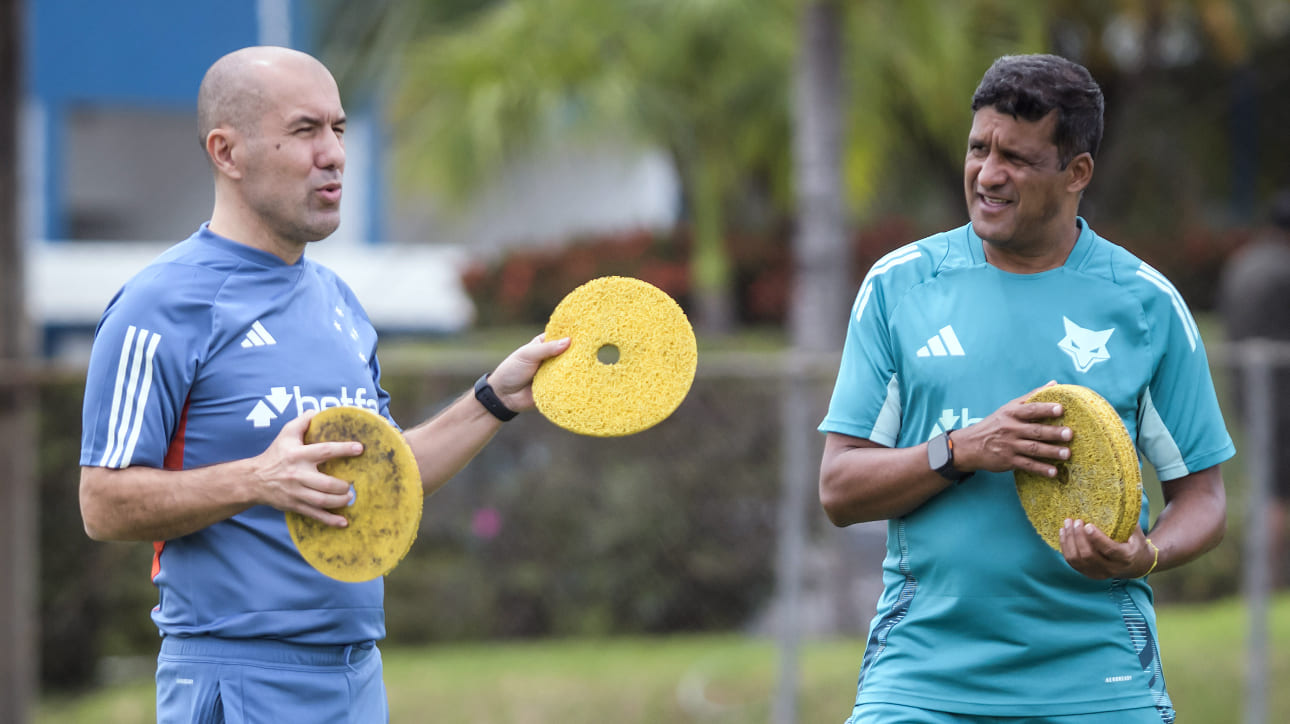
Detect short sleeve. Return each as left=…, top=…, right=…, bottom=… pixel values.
left=819, top=245, right=923, bottom=446
left=80, top=266, right=214, bottom=469
left=1133, top=263, right=1235, bottom=479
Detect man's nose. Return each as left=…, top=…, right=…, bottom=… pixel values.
left=977, top=150, right=1007, bottom=187
left=317, top=129, right=345, bottom=170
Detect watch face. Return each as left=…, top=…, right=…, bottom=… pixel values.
left=930, top=433, right=967, bottom=481
left=929, top=433, right=951, bottom=470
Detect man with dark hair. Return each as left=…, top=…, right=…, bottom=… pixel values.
left=1218, top=188, right=1290, bottom=589
left=819, top=54, right=1231, bottom=723
left=78, top=46, right=569, bottom=722
left=969, top=53, right=1104, bottom=168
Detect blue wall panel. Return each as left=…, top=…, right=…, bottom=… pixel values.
left=29, top=0, right=264, bottom=107
left=25, top=0, right=325, bottom=239
left=28, top=0, right=316, bottom=107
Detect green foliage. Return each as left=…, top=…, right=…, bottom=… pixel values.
left=37, top=377, right=162, bottom=691
left=37, top=378, right=111, bottom=689
left=320, top=1, right=1290, bottom=302
left=315, top=0, right=505, bottom=99
left=321, top=0, right=1290, bottom=338
left=354, top=0, right=1057, bottom=221
left=380, top=371, right=785, bottom=642
left=370, top=0, right=802, bottom=331
left=387, top=0, right=796, bottom=209
left=840, top=0, right=1051, bottom=212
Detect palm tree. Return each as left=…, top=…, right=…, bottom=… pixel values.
left=321, top=0, right=1058, bottom=336
left=375, top=0, right=798, bottom=335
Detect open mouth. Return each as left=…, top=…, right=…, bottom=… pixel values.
left=317, top=183, right=342, bottom=204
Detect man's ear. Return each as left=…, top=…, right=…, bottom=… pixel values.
left=1065, top=152, right=1094, bottom=194
left=206, top=127, right=243, bottom=180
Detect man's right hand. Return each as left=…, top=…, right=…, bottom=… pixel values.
left=250, top=410, right=364, bottom=528
left=951, top=383, right=1073, bottom=478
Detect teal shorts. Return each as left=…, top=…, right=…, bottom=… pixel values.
left=156, top=635, right=387, bottom=724
left=846, top=702, right=1173, bottom=724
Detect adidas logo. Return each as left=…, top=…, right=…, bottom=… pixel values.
left=241, top=320, right=277, bottom=348
left=916, top=325, right=965, bottom=358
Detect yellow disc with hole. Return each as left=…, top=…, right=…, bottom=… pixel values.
left=1014, top=384, right=1142, bottom=550
left=533, top=276, right=698, bottom=437
left=286, top=406, right=423, bottom=582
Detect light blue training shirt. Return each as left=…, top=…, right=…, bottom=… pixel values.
left=81, top=224, right=392, bottom=645
left=820, top=219, right=1234, bottom=717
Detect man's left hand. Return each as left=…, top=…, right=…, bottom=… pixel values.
left=488, top=334, right=571, bottom=413
left=1059, top=520, right=1155, bottom=579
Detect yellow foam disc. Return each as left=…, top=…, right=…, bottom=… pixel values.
left=286, top=406, right=423, bottom=582
left=533, top=276, right=698, bottom=437
left=1013, top=384, right=1142, bottom=550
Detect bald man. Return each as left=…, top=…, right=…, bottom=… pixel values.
left=78, top=46, right=569, bottom=722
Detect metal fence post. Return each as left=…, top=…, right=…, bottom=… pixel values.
left=773, top=353, right=815, bottom=724
left=1239, top=339, right=1274, bottom=724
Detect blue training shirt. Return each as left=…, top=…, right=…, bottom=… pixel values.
left=820, top=219, right=1234, bottom=717
left=80, top=225, right=392, bottom=645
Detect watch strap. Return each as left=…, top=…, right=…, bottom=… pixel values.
left=474, top=374, right=518, bottom=421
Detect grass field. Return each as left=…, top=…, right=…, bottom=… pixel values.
left=36, top=594, right=1290, bottom=723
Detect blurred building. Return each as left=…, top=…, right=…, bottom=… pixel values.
left=21, top=0, right=679, bottom=358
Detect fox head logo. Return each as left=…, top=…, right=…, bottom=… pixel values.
left=1058, top=317, right=1114, bottom=373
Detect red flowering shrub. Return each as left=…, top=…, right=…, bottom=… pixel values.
left=461, top=214, right=1243, bottom=329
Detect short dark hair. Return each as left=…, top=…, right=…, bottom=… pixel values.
left=971, top=54, right=1104, bottom=169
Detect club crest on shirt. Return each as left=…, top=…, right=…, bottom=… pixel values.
left=1057, top=317, right=1114, bottom=373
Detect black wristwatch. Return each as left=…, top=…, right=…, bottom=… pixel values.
left=928, top=431, right=971, bottom=483
left=474, top=374, right=518, bottom=421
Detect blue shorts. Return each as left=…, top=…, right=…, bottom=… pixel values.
left=846, top=702, right=1173, bottom=724
left=156, top=636, right=388, bottom=724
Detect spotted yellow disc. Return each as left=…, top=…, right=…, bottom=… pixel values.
left=1014, top=384, right=1143, bottom=550
left=533, top=276, right=698, bottom=437
left=286, top=406, right=423, bottom=582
